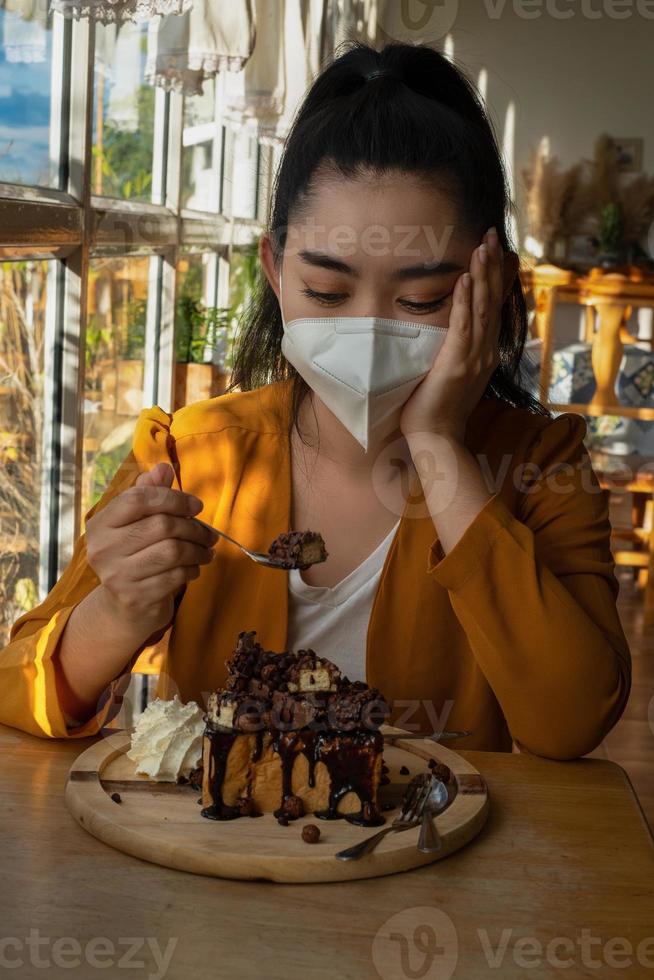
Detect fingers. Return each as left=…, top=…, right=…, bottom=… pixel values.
left=470, top=240, right=490, bottom=355
left=121, top=537, right=215, bottom=584
left=469, top=228, right=503, bottom=366
left=103, top=482, right=202, bottom=529
left=135, top=462, right=175, bottom=488
left=444, top=228, right=502, bottom=377
left=119, top=511, right=219, bottom=558
left=446, top=271, right=472, bottom=354
left=485, top=227, right=504, bottom=323
left=126, top=564, right=204, bottom=605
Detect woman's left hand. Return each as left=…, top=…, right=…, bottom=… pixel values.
left=400, top=226, right=505, bottom=445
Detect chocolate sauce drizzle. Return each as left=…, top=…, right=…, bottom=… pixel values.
left=201, top=629, right=389, bottom=827
left=200, top=727, right=241, bottom=821
left=201, top=724, right=385, bottom=827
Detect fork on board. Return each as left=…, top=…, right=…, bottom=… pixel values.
left=335, top=773, right=434, bottom=861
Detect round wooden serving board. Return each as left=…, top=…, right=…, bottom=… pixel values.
left=65, top=724, right=489, bottom=883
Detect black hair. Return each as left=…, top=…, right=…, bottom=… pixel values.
left=227, top=39, right=551, bottom=440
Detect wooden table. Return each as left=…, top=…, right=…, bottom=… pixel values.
left=2, top=723, right=653, bottom=980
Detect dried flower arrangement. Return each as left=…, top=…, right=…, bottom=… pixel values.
left=521, top=134, right=654, bottom=268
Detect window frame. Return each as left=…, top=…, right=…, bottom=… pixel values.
left=0, top=12, right=263, bottom=591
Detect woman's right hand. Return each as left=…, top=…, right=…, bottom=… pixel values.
left=85, top=461, right=218, bottom=635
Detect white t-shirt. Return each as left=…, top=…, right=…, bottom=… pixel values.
left=286, top=518, right=402, bottom=683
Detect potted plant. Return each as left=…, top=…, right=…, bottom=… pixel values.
left=174, top=242, right=259, bottom=408
left=95, top=293, right=146, bottom=416
left=106, top=295, right=146, bottom=416
left=596, top=202, right=624, bottom=268
left=174, top=298, right=231, bottom=409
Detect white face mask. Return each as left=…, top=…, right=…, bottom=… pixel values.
left=278, top=269, right=449, bottom=452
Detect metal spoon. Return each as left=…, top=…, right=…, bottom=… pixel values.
left=190, top=517, right=305, bottom=570
left=417, top=777, right=450, bottom=853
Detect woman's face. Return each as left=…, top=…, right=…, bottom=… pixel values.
left=261, top=170, right=518, bottom=327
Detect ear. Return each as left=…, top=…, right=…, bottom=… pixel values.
left=501, top=250, right=520, bottom=302
left=259, top=233, right=281, bottom=302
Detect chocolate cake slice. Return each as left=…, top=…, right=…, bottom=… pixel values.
left=200, top=630, right=391, bottom=826
left=267, top=530, right=328, bottom=569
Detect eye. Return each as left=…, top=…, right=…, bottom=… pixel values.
left=300, top=286, right=347, bottom=306
left=299, top=286, right=453, bottom=314
left=400, top=297, right=450, bottom=314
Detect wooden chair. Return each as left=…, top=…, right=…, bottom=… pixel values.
left=525, top=263, right=578, bottom=402
left=521, top=264, right=654, bottom=626
left=547, top=268, right=654, bottom=421
left=587, top=450, right=654, bottom=625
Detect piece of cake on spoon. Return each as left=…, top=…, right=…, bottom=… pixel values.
left=267, top=530, right=328, bottom=570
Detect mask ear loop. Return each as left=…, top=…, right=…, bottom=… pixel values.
left=278, top=267, right=284, bottom=324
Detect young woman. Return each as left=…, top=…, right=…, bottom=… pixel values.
left=0, top=41, right=631, bottom=758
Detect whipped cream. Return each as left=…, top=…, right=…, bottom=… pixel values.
left=126, top=695, right=205, bottom=782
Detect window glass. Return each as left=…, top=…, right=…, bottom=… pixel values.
left=82, top=255, right=150, bottom=520
left=174, top=252, right=233, bottom=409
left=0, top=1, right=56, bottom=187
left=0, top=259, right=48, bottom=645
left=93, top=21, right=155, bottom=202
left=181, top=77, right=217, bottom=212
left=231, top=128, right=258, bottom=219
left=228, top=243, right=258, bottom=314
left=175, top=252, right=216, bottom=361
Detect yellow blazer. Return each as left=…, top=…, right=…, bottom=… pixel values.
left=0, top=378, right=631, bottom=758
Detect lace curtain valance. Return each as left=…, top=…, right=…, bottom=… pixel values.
left=49, top=0, right=191, bottom=25
left=145, top=0, right=255, bottom=96
left=4, top=0, right=386, bottom=143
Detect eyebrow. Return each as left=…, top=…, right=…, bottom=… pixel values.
left=297, top=249, right=464, bottom=280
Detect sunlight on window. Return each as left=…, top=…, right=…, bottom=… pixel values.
left=477, top=67, right=488, bottom=106
left=181, top=76, right=218, bottom=212
left=502, top=99, right=518, bottom=246
left=92, top=20, right=155, bottom=202
left=0, top=2, right=55, bottom=187
left=82, top=256, right=150, bottom=521
left=0, top=259, right=47, bottom=645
